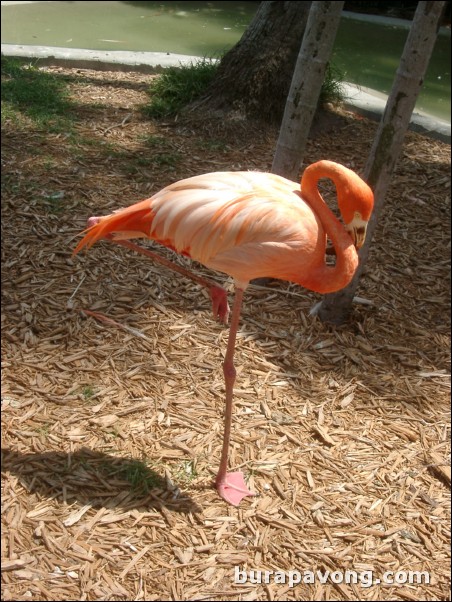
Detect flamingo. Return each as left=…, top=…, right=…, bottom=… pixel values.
left=74, top=160, right=374, bottom=506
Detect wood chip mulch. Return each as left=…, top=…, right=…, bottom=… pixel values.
left=1, top=67, right=450, bottom=601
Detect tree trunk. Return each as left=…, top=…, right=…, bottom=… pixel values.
left=272, top=1, right=344, bottom=180
left=317, top=0, right=446, bottom=325
left=194, top=1, right=311, bottom=124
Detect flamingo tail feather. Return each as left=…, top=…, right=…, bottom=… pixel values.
left=73, top=200, right=154, bottom=255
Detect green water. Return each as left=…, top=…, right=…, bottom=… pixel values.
left=1, top=1, right=256, bottom=55
left=334, top=16, right=451, bottom=122
left=1, top=1, right=450, bottom=122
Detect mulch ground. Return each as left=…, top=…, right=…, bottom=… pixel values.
left=1, top=66, right=450, bottom=601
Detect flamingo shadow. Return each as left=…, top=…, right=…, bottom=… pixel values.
left=1, top=446, right=202, bottom=514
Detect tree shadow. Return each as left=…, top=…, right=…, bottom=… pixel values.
left=1, top=57, right=74, bottom=127
left=53, top=70, right=152, bottom=93
left=1, top=447, right=203, bottom=514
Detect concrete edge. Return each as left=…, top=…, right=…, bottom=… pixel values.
left=1, top=44, right=206, bottom=73
left=1, top=43, right=450, bottom=144
left=342, top=83, right=451, bottom=144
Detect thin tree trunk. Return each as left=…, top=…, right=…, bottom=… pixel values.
left=272, top=1, right=344, bottom=180
left=317, top=0, right=446, bottom=325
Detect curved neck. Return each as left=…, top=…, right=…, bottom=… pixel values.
left=300, top=164, right=358, bottom=294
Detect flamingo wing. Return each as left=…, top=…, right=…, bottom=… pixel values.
left=148, top=172, right=322, bottom=284
left=75, top=172, right=323, bottom=287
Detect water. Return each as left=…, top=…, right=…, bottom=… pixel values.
left=1, top=1, right=450, bottom=122
left=335, top=14, right=451, bottom=122
left=1, top=1, right=257, bottom=55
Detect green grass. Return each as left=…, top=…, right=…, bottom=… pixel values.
left=138, top=134, right=171, bottom=148
left=319, top=63, right=346, bottom=107
left=1, top=56, right=73, bottom=130
left=152, top=152, right=181, bottom=168
left=40, top=191, right=67, bottom=214
left=173, top=460, right=198, bottom=484
left=103, top=458, right=166, bottom=492
left=108, top=147, right=182, bottom=176
left=143, top=57, right=346, bottom=119
left=196, top=139, right=228, bottom=152
left=143, top=57, right=218, bottom=118
left=81, top=385, right=96, bottom=400
left=32, top=423, right=51, bottom=439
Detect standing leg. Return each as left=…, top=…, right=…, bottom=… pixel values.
left=215, top=287, right=255, bottom=505
left=112, top=239, right=230, bottom=324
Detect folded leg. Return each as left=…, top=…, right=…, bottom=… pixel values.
left=112, top=239, right=230, bottom=324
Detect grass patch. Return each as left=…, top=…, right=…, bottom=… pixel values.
left=152, top=152, right=181, bottom=168
left=1, top=56, right=73, bottom=130
left=319, top=63, right=346, bottom=107
left=103, top=458, right=166, bottom=492
left=81, top=385, right=96, bottom=400
left=108, top=148, right=182, bottom=175
left=143, top=57, right=218, bottom=118
left=172, top=460, right=198, bottom=485
left=143, top=57, right=345, bottom=119
left=142, top=58, right=345, bottom=118
left=32, top=423, right=51, bottom=439
left=39, top=191, right=67, bottom=214
left=138, top=134, right=171, bottom=148
left=196, top=139, right=229, bottom=152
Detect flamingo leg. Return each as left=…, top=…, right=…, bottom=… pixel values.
left=111, top=239, right=230, bottom=324
left=215, top=287, right=255, bottom=505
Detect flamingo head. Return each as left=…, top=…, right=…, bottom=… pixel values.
left=302, top=159, right=374, bottom=252
left=338, top=177, right=374, bottom=250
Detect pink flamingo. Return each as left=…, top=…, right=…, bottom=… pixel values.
left=74, top=160, right=374, bottom=505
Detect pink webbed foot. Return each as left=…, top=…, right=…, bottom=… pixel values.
left=210, top=286, right=230, bottom=324
left=216, top=471, right=255, bottom=506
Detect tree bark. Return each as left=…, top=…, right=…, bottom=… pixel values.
left=272, top=1, right=344, bottom=180
left=194, top=1, right=311, bottom=124
left=317, top=0, right=446, bottom=325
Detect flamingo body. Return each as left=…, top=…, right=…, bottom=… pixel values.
left=74, top=161, right=374, bottom=505
left=74, top=166, right=370, bottom=292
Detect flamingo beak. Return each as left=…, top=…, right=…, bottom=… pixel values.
left=346, top=214, right=368, bottom=250
left=352, top=224, right=367, bottom=250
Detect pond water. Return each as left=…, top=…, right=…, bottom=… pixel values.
left=1, top=1, right=450, bottom=122
left=335, top=13, right=450, bottom=122
left=1, top=1, right=256, bottom=55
